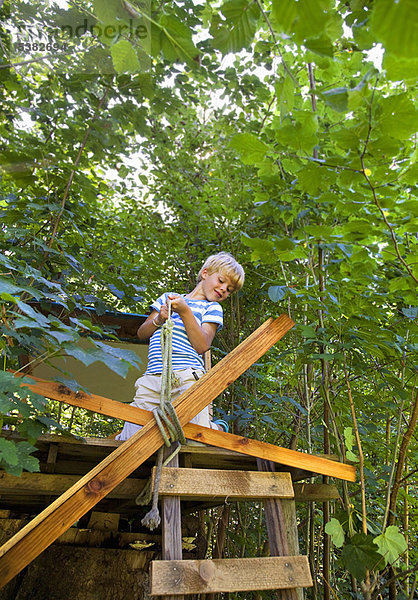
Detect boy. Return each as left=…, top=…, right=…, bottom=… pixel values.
left=116, top=252, right=245, bottom=440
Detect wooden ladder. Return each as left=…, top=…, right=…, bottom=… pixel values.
left=2, top=316, right=354, bottom=590
left=150, top=454, right=313, bottom=598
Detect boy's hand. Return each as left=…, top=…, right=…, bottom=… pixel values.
left=167, top=293, right=188, bottom=315
left=158, top=303, right=170, bottom=324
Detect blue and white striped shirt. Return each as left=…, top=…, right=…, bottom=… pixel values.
left=146, top=292, right=223, bottom=373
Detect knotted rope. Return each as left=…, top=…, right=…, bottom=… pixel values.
left=138, top=299, right=186, bottom=530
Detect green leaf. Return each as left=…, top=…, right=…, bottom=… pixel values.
left=346, top=450, right=359, bottom=463
left=325, top=518, right=345, bottom=548
left=376, top=94, right=418, bottom=140
left=211, top=0, right=260, bottom=53
left=268, top=286, right=287, bottom=302
left=241, top=234, right=276, bottom=263
left=374, top=526, right=408, bottom=566
left=93, top=0, right=119, bottom=24
left=275, top=75, right=295, bottom=118
left=344, top=426, right=355, bottom=450
left=401, top=307, right=417, bottom=320
left=20, top=418, right=44, bottom=440
left=15, top=301, right=51, bottom=328
left=383, top=53, right=418, bottom=82
left=311, top=353, right=342, bottom=361
left=0, top=393, right=14, bottom=414
left=298, top=325, right=316, bottom=339
left=0, top=370, right=21, bottom=392
left=63, top=344, right=99, bottom=366
left=0, top=437, right=19, bottom=467
left=111, top=39, right=141, bottom=74
left=271, top=0, right=340, bottom=44
left=275, top=111, right=318, bottom=153
left=370, top=0, right=418, bottom=60
left=0, top=277, right=41, bottom=299
left=5, top=441, right=40, bottom=476
left=229, top=133, right=269, bottom=165
left=321, top=87, right=348, bottom=112
left=296, top=163, right=324, bottom=195
left=305, top=36, right=334, bottom=57
left=270, top=0, right=298, bottom=35
left=93, top=340, right=142, bottom=368
left=159, top=14, right=199, bottom=64
left=47, top=330, right=78, bottom=344
left=341, top=533, right=385, bottom=580
left=13, top=316, right=44, bottom=330
left=0, top=292, right=18, bottom=303
left=69, top=317, right=104, bottom=334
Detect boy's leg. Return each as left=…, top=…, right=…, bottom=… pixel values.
left=171, top=369, right=224, bottom=431
left=115, top=369, right=224, bottom=441
left=115, top=374, right=162, bottom=441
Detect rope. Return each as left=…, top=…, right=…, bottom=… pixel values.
left=135, top=443, right=181, bottom=507
left=139, top=299, right=186, bottom=530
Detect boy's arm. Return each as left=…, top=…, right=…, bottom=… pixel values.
left=137, top=296, right=217, bottom=353
left=179, top=312, right=217, bottom=355
left=136, top=307, right=169, bottom=341
left=169, top=296, right=217, bottom=354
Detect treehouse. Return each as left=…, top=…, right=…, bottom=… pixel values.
left=0, top=315, right=355, bottom=600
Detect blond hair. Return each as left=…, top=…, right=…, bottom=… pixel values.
left=197, top=252, right=245, bottom=291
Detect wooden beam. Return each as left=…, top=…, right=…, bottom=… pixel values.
left=87, top=511, right=119, bottom=532
left=156, top=468, right=294, bottom=500
left=0, top=518, right=159, bottom=548
left=150, top=556, right=313, bottom=595
left=0, top=473, right=338, bottom=512
left=0, top=472, right=147, bottom=498
left=14, top=379, right=356, bottom=482
left=0, top=316, right=293, bottom=588
left=293, top=483, right=340, bottom=503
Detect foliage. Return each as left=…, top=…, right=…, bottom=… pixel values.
left=0, top=0, right=417, bottom=598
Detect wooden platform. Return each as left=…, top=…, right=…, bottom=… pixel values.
left=0, top=433, right=340, bottom=517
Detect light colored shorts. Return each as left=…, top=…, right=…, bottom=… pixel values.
left=115, top=367, right=220, bottom=441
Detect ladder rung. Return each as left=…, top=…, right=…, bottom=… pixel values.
left=154, top=467, right=294, bottom=500
left=150, top=556, right=313, bottom=596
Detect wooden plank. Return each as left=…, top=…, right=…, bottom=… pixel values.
left=0, top=472, right=147, bottom=499
left=87, top=511, right=119, bottom=532
left=150, top=556, right=313, bottom=595
left=0, top=316, right=292, bottom=588
left=0, top=518, right=159, bottom=548
left=281, top=500, right=302, bottom=600
left=293, top=483, right=340, bottom=503
left=45, top=443, right=58, bottom=474
left=0, top=519, right=159, bottom=548
left=14, top=380, right=356, bottom=482
left=156, top=468, right=294, bottom=500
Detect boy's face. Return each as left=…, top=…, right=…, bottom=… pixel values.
left=200, top=269, right=235, bottom=302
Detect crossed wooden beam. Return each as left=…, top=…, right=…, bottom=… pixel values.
left=0, top=316, right=355, bottom=588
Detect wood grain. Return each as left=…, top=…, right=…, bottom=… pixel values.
left=293, top=483, right=340, bottom=502
left=150, top=556, right=313, bottom=595
left=0, top=472, right=147, bottom=498
left=156, top=467, right=294, bottom=500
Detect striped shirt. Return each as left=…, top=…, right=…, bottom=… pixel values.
left=146, top=292, right=223, bottom=374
